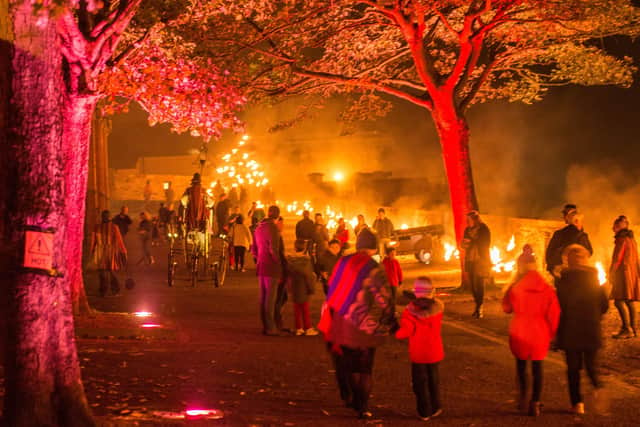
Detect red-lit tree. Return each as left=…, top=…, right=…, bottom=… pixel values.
left=196, top=0, right=640, bottom=244
left=0, top=0, right=244, bottom=421
left=57, top=0, right=243, bottom=314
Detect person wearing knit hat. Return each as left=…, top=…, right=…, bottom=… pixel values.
left=545, top=205, right=593, bottom=283
left=396, top=276, right=444, bottom=420
left=356, top=227, right=378, bottom=251
left=503, top=245, right=560, bottom=416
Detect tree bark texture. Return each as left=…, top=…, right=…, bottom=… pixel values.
left=432, top=99, right=479, bottom=246
left=62, top=91, right=98, bottom=316
left=0, top=2, right=94, bottom=425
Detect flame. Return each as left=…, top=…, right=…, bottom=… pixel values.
left=507, top=235, right=516, bottom=252
left=595, top=262, right=607, bottom=286
left=491, top=245, right=516, bottom=273
left=134, top=311, right=152, bottom=318
left=400, top=224, right=409, bottom=230
left=443, top=242, right=459, bottom=262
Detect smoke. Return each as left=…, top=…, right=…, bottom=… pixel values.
left=565, top=162, right=640, bottom=266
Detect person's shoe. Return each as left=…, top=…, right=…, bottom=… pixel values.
left=431, top=408, right=443, bottom=418
left=528, top=401, right=542, bottom=417
left=150, top=256, right=156, bottom=265
left=305, top=327, right=319, bottom=336
left=241, top=268, right=246, bottom=272
left=295, top=328, right=305, bottom=336
left=612, top=328, right=633, bottom=339
left=572, top=402, right=585, bottom=415
left=358, top=411, right=373, bottom=419
left=477, top=306, right=484, bottom=318
left=418, top=415, right=430, bottom=421
left=471, top=309, right=478, bottom=318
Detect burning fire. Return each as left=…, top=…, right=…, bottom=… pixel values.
left=443, top=241, right=459, bottom=262
left=595, top=261, right=607, bottom=286
left=400, top=224, right=409, bottom=230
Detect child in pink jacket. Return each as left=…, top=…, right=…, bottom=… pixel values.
left=396, top=276, right=444, bottom=421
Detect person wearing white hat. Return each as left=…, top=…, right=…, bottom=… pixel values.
left=396, top=276, right=444, bottom=421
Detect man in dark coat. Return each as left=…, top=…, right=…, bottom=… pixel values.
left=295, top=210, right=315, bottom=241
left=545, top=204, right=593, bottom=282
left=252, top=205, right=284, bottom=336
left=461, top=210, right=491, bottom=318
left=556, top=244, right=608, bottom=415
left=112, top=206, right=132, bottom=237
left=215, top=193, right=231, bottom=234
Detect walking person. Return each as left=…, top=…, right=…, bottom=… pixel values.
left=319, top=228, right=395, bottom=419
left=395, top=276, right=444, bottom=421
left=382, top=246, right=403, bottom=308
left=231, top=215, right=252, bottom=272
left=461, top=210, right=491, bottom=318
left=143, top=179, right=152, bottom=207
left=286, top=239, right=319, bottom=336
left=91, top=210, right=127, bottom=297
left=136, top=212, right=155, bottom=265
left=215, top=193, right=231, bottom=234
left=372, top=208, right=394, bottom=256
left=556, top=244, right=609, bottom=415
left=313, top=213, right=330, bottom=255
left=502, top=245, right=561, bottom=416
left=112, top=206, right=132, bottom=238
left=609, top=215, right=639, bottom=338
left=252, top=205, right=285, bottom=336
left=545, top=204, right=593, bottom=284
left=334, top=217, right=349, bottom=251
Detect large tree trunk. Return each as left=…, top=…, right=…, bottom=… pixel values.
left=62, top=90, right=98, bottom=316
left=432, top=101, right=479, bottom=245
left=0, top=2, right=94, bottom=424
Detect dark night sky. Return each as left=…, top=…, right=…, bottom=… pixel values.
left=109, top=40, right=640, bottom=220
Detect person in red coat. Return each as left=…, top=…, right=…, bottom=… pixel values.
left=609, top=215, right=640, bottom=338
left=334, top=217, right=349, bottom=250
left=502, top=245, right=561, bottom=417
left=396, top=276, right=444, bottom=421
left=382, top=246, right=403, bottom=306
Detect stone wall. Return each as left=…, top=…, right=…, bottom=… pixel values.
left=110, top=169, right=192, bottom=203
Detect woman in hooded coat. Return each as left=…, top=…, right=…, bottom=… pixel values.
left=502, top=245, right=560, bottom=416
left=609, top=215, right=640, bottom=339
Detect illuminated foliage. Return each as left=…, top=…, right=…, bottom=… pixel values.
left=183, top=0, right=640, bottom=241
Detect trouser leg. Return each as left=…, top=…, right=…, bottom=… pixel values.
left=584, top=349, right=600, bottom=389
left=328, top=344, right=352, bottom=404
left=470, top=273, right=485, bottom=309
left=614, top=299, right=630, bottom=329
left=302, top=301, right=311, bottom=329
left=565, top=350, right=583, bottom=405
left=427, top=363, right=441, bottom=414
left=626, top=300, right=637, bottom=332
left=516, top=359, right=528, bottom=398
left=294, top=303, right=303, bottom=329
left=109, top=270, right=120, bottom=294
left=412, top=363, right=430, bottom=418
left=531, top=360, right=543, bottom=402
left=98, top=270, right=108, bottom=297
left=238, top=246, right=246, bottom=269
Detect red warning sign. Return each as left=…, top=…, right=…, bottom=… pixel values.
left=23, top=231, right=53, bottom=270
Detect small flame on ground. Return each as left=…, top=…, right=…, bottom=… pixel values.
left=507, top=235, right=516, bottom=252
left=443, top=242, right=459, bottom=262
left=595, top=262, right=607, bottom=286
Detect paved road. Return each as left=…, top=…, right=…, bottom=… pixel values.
left=78, top=230, right=640, bottom=426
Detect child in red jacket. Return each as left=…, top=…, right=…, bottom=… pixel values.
left=396, top=276, right=443, bottom=421
left=382, top=246, right=403, bottom=306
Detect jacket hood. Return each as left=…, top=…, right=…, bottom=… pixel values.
left=408, top=298, right=444, bottom=319
left=615, top=228, right=634, bottom=239
left=514, top=271, right=552, bottom=293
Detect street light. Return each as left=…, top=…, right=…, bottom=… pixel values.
left=333, top=171, right=345, bottom=182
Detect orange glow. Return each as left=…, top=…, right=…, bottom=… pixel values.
left=333, top=171, right=345, bottom=182
left=134, top=311, right=152, bottom=318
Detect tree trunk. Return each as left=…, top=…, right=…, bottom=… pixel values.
left=62, top=91, right=98, bottom=316
left=0, top=2, right=94, bottom=424
left=433, top=102, right=479, bottom=245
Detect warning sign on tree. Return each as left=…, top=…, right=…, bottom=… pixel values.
left=23, top=230, right=54, bottom=270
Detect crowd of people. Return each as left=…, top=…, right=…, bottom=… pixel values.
left=89, top=178, right=639, bottom=421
